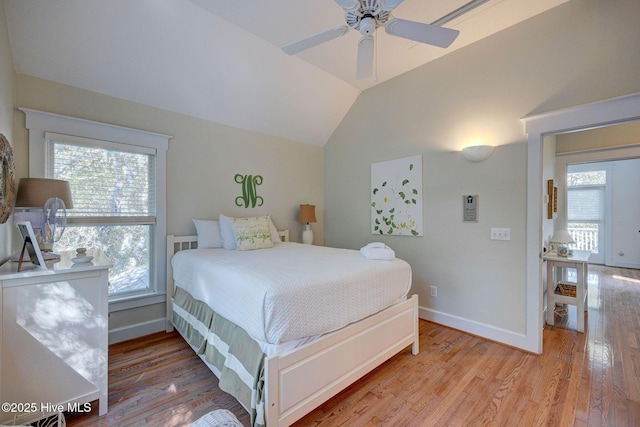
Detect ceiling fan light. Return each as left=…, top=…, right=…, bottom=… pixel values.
left=359, top=17, right=375, bottom=36
left=380, top=0, right=405, bottom=12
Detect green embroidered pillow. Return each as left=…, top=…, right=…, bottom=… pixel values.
left=230, top=215, right=275, bottom=251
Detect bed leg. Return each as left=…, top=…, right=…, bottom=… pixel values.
left=166, top=295, right=174, bottom=333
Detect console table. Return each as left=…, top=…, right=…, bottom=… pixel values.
left=543, top=250, right=590, bottom=333
left=0, top=249, right=111, bottom=425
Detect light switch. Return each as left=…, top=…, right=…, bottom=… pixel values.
left=490, top=228, right=511, bottom=241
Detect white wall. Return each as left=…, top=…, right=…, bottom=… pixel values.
left=543, top=135, right=558, bottom=248
left=556, top=120, right=640, bottom=153
left=324, top=0, right=640, bottom=348
left=0, top=0, right=14, bottom=262
left=541, top=135, right=557, bottom=320
left=610, top=158, right=640, bottom=268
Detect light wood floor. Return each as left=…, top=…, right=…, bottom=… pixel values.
left=67, top=265, right=640, bottom=426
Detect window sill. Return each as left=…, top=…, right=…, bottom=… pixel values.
left=109, top=292, right=166, bottom=313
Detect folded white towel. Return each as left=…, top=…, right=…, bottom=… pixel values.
left=365, top=242, right=386, bottom=248
left=360, top=244, right=395, bottom=261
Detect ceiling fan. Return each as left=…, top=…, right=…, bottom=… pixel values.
left=281, top=0, right=460, bottom=80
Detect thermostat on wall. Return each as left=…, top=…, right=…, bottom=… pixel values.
left=463, top=195, right=478, bottom=223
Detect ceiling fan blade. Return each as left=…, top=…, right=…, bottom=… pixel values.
left=356, top=35, right=374, bottom=80
left=385, top=18, right=459, bottom=48
left=380, top=0, right=405, bottom=11
left=334, top=0, right=358, bottom=12
left=281, top=25, right=350, bottom=55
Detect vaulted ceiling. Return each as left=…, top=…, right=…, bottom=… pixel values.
left=4, top=0, right=568, bottom=146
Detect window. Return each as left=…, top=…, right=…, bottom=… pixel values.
left=21, top=108, right=170, bottom=308
left=566, top=168, right=606, bottom=255
left=45, top=134, right=156, bottom=298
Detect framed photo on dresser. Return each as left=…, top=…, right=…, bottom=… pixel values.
left=15, top=220, right=46, bottom=270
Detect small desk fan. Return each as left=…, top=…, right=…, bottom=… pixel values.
left=42, top=196, right=68, bottom=255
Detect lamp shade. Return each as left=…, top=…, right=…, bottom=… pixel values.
left=14, top=178, right=74, bottom=209
left=297, top=204, right=317, bottom=223
left=462, top=145, right=495, bottom=162
left=550, top=229, right=575, bottom=245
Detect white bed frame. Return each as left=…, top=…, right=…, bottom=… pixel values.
left=166, top=233, right=419, bottom=427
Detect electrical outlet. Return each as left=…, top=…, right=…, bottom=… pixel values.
left=490, top=227, right=511, bottom=241
left=430, top=286, right=437, bottom=298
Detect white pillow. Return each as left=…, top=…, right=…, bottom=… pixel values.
left=230, top=215, right=274, bottom=251
left=193, top=219, right=223, bottom=248
left=219, top=214, right=237, bottom=250
left=268, top=215, right=280, bottom=243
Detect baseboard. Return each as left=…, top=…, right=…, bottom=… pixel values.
left=607, top=260, right=640, bottom=269
left=109, top=318, right=166, bottom=344
left=419, top=306, right=528, bottom=351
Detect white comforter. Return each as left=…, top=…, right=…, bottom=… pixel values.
left=171, top=242, right=411, bottom=345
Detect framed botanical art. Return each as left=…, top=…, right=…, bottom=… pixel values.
left=371, top=155, right=423, bottom=236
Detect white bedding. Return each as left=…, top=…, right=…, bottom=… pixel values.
left=171, top=242, right=411, bottom=345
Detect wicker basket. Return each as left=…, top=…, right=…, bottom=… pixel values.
left=556, top=282, right=577, bottom=297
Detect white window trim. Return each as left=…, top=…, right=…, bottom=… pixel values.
left=20, top=108, right=171, bottom=311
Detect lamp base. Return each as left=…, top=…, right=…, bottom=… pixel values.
left=302, top=224, right=313, bottom=245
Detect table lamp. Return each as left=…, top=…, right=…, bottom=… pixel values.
left=14, top=178, right=73, bottom=254
left=297, top=204, right=317, bottom=245
left=550, top=229, right=575, bottom=257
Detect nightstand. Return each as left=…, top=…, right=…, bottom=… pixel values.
left=543, top=250, right=590, bottom=333
left=0, top=249, right=112, bottom=425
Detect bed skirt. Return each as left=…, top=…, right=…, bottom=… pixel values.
left=172, top=287, right=266, bottom=427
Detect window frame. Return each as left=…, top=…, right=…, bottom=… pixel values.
left=20, top=108, right=171, bottom=312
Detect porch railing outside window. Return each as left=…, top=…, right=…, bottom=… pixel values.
left=567, top=225, right=599, bottom=253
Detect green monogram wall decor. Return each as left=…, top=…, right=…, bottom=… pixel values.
left=235, top=174, right=264, bottom=208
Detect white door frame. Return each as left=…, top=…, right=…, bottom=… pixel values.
left=522, top=92, right=640, bottom=354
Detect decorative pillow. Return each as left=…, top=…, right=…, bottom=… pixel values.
left=193, top=219, right=223, bottom=248
left=219, top=214, right=237, bottom=250
left=230, top=215, right=274, bottom=251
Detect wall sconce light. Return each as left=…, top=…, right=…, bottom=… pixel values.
left=462, top=145, right=495, bottom=162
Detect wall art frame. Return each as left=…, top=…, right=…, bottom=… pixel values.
left=371, top=155, right=423, bottom=236
left=547, top=179, right=558, bottom=219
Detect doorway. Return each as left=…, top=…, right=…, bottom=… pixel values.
left=522, top=92, right=640, bottom=354
left=566, top=162, right=607, bottom=265
left=561, top=157, right=640, bottom=269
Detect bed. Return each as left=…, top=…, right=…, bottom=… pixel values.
left=166, top=230, right=419, bottom=427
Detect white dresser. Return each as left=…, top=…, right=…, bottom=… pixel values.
left=0, top=249, right=111, bottom=425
